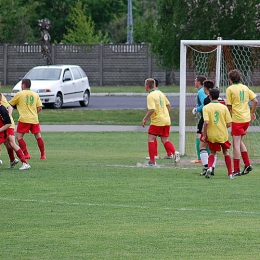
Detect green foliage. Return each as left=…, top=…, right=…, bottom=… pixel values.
left=62, top=1, right=108, bottom=44
left=151, top=0, right=260, bottom=68
left=0, top=0, right=38, bottom=43
left=1, top=132, right=260, bottom=259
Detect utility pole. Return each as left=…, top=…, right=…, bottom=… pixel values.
left=127, top=0, right=134, bottom=44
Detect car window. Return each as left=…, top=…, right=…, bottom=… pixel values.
left=71, top=67, right=82, bottom=80
left=63, top=69, right=72, bottom=80
left=78, top=67, right=87, bottom=78
left=26, top=68, right=61, bottom=80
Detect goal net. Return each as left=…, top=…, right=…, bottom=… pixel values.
left=179, top=39, right=260, bottom=157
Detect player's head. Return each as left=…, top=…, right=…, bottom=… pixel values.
left=209, top=88, right=219, bottom=101
left=203, top=80, right=214, bottom=95
left=145, top=78, right=156, bottom=91
left=195, top=75, right=207, bottom=88
left=228, top=69, right=242, bottom=84
left=21, top=78, right=31, bottom=89
left=153, top=78, right=159, bottom=88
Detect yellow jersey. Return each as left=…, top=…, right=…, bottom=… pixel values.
left=147, top=90, right=171, bottom=126
left=226, top=83, right=257, bottom=123
left=9, top=90, right=42, bottom=124
left=203, top=101, right=232, bottom=143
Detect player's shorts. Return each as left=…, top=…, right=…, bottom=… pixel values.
left=17, top=122, right=41, bottom=134
left=231, top=122, right=250, bottom=136
left=0, top=131, right=8, bottom=144
left=7, top=128, right=15, bottom=136
left=207, top=140, right=231, bottom=152
left=196, top=117, right=204, bottom=134
left=148, top=125, right=170, bottom=137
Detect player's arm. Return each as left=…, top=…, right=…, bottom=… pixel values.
left=0, top=123, right=11, bottom=132
left=142, top=109, right=155, bottom=127
left=250, top=97, right=258, bottom=122
left=37, top=106, right=43, bottom=113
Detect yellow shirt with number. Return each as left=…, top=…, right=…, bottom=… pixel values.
left=147, top=89, right=171, bottom=126
left=203, top=102, right=232, bottom=143
left=226, top=83, right=257, bottom=123
left=9, top=90, right=42, bottom=124
left=1, top=94, right=15, bottom=129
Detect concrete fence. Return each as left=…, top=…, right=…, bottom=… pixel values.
left=0, top=43, right=167, bottom=86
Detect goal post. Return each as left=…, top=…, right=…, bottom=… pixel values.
left=179, top=39, right=260, bottom=156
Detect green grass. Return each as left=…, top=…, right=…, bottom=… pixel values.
left=1, top=132, right=260, bottom=260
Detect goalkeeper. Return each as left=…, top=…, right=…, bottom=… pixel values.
left=191, top=75, right=207, bottom=163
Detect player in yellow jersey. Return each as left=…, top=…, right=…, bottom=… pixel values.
left=202, top=88, right=233, bottom=179
left=142, top=78, right=180, bottom=166
left=1, top=94, right=30, bottom=170
left=226, top=69, right=258, bottom=176
left=9, top=78, right=46, bottom=160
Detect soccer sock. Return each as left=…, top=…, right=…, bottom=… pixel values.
left=213, top=154, right=217, bottom=168
left=233, top=158, right=240, bottom=173
left=7, top=147, right=15, bottom=162
left=16, top=149, right=26, bottom=163
left=18, top=138, right=29, bottom=155
left=148, top=141, right=156, bottom=162
left=241, top=151, right=250, bottom=166
left=200, top=149, right=208, bottom=167
left=225, top=155, right=233, bottom=175
left=164, top=141, right=176, bottom=155
left=154, top=139, right=158, bottom=156
left=196, top=138, right=201, bottom=159
left=37, top=137, right=45, bottom=156
left=208, top=154, right=215, bottom=168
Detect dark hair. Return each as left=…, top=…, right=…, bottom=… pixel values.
left=22, top=78, right=31, bottom=88
left=153, top=78, right=159, bottom=87
left=203, top=80, right=214, bottom=90
left=196, top=75, right=207, bottom=85
left=228, top=69, right=242, bottom=83
left=209, top=88, right=219, bottom=100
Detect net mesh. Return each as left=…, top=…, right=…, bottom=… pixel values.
left=184, top=44, right=260, bottom=157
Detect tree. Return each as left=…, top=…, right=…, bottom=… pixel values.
left=62, top=1, right=107, bottom=44
left=0, top=0, right=38, bottom=43
left=150, top=0, right=260, bottom=69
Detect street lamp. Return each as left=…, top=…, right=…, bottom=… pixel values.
left=127, top=0, right=134, bottom=44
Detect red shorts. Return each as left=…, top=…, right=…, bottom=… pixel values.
left=17, top=122, right=41, bottom=134
left=207, top=140, right=231, bottom=152
left=7, top=128, right=15, bottom=136
left=231, top=122, right=250, bottom=136
left=148, top=125, right=170, bottom=137
left=0, top=131, right=8, bottom=144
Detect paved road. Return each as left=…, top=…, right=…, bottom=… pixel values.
left=5, top=93, right=194, bottom=110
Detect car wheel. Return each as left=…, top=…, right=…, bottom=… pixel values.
left=79, top=90, right=90, bottom=107
left=53, top=93, right=63, bottom=109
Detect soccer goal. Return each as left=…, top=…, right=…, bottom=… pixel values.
left=179, top=38, right=260, bottom=157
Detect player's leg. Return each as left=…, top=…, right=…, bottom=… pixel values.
left=199, top=138, right=208, bottom=176
left=232, top=135, right=242, bottom=175
left=16, top=122, right=30, bottom=159
left=240, top=136, right=252, bottom=174
left=148, top=133, right=157, bottom=165
left=32, top=124, right=46, bottom=160
left=222, top=147, right=233, bottom=179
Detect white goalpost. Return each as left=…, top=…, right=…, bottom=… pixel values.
left=179, top=39, right=260, bottom=156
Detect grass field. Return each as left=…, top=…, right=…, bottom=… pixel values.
left=1, top=132, right=260, bottom=260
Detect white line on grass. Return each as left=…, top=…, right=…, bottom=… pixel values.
left=106, top=163, right=191, bottom=169
left=1, top=197, right=260, bottom=216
